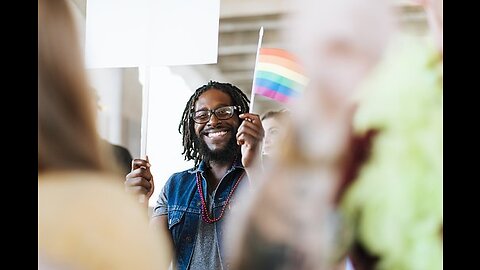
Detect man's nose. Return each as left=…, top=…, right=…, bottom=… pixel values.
left=207, top=113, right=221, bottom=127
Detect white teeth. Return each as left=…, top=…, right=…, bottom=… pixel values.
left=208, top=131, right=227, bottom=138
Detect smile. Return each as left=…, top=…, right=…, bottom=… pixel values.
left=206, top=131, right=228, bottom=138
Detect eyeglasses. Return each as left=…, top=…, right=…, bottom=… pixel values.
left=192, top=105, right=242, bottom=124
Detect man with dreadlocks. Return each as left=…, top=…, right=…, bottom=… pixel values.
left=125, top=81, right=264, bottom=270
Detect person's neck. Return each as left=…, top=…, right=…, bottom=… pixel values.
left=206, top=157, right=235, bottom=192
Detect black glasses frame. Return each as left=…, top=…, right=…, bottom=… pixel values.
left=192, top=105, right=242, bottom=124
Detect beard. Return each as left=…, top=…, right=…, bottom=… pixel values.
left=195, top=128, right=240, bottom=164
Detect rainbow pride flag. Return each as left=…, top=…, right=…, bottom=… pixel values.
left=253, top=48, right=308, bottom=103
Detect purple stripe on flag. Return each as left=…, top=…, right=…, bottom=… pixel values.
left=254, top=86, right=291, bottom=103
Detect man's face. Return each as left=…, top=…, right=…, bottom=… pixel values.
left=193, top=88, right=240, bottom=161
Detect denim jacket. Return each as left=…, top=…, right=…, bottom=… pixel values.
left=153, top=159, right=247, bottom=270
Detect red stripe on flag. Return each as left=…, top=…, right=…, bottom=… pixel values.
left=259, top=48, right=299, bottom=63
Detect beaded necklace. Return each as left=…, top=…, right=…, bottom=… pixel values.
left=195, top=169, right=245, bottom=224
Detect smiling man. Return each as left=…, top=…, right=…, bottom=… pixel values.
left=125, top=81, right=264, bottom=270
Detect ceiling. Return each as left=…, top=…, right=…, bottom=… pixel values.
left=70, top=0, right=427, bottom=113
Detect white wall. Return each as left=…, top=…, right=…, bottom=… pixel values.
left=139, top=67, right=197, bottom=206
left=88, top=68, right=124, bottom=145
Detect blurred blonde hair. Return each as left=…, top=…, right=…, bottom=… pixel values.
left=38, top=0, right=116, bottom=173
left=37, top=6, right=173, bottom=270
left=261, top=109, right=291, bottom=122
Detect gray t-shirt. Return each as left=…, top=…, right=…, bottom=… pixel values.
left=153, top=185, right=224, bottom=270
left=188, top=192, right=223, bottom=270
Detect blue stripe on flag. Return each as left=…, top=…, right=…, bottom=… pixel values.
left=255, top=77, right=301, bottom=98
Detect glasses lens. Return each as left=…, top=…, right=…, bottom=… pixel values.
left=215, top=106, right=234, bottom=120
left=193, top=110, right=210, bottom=123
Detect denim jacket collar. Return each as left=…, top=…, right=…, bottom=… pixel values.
left=187, top=157, right=244, bottom=175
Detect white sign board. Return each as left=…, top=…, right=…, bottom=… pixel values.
left=85, top=0, right=220, bottom=68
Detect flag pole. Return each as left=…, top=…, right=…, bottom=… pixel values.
left=139, top=65, right=150, bottom=204
left=249, top=26, right=264, bottom=113
left=140, top=65, right=150, bottom=160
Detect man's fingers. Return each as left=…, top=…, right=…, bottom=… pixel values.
left=126, top=167, right=152, bottom=181
left=237, top=121, right=264, bottom=145
left=131, top=158, right=151, bottom=170
left=239, top=113, right=261, bottom=123
left=237, top=133, right=257, bottom=148
left=237, top=124, right=263, bottom=140
left=238, top=119, right=262, bottom=130
left=146, top=178, right=155, bottom=198
left=238, top=115, right=264, bottom=138
left=125, top=177, right=152, bottom=190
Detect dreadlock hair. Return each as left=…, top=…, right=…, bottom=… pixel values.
left=179, top=81, right=250, bottom=168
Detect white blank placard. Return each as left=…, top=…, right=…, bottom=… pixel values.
left=85, top=0, right=220, bottom=68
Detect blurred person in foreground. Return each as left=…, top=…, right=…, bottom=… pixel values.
left=340, top=0, right=443, bottom=269
left=225, top=0, right=395, bottom=269
left=124, top=81, right=264, bottom=270
left=38, top=0, right=171, bottom=269
left=226, top=0, right=442, bottom=269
